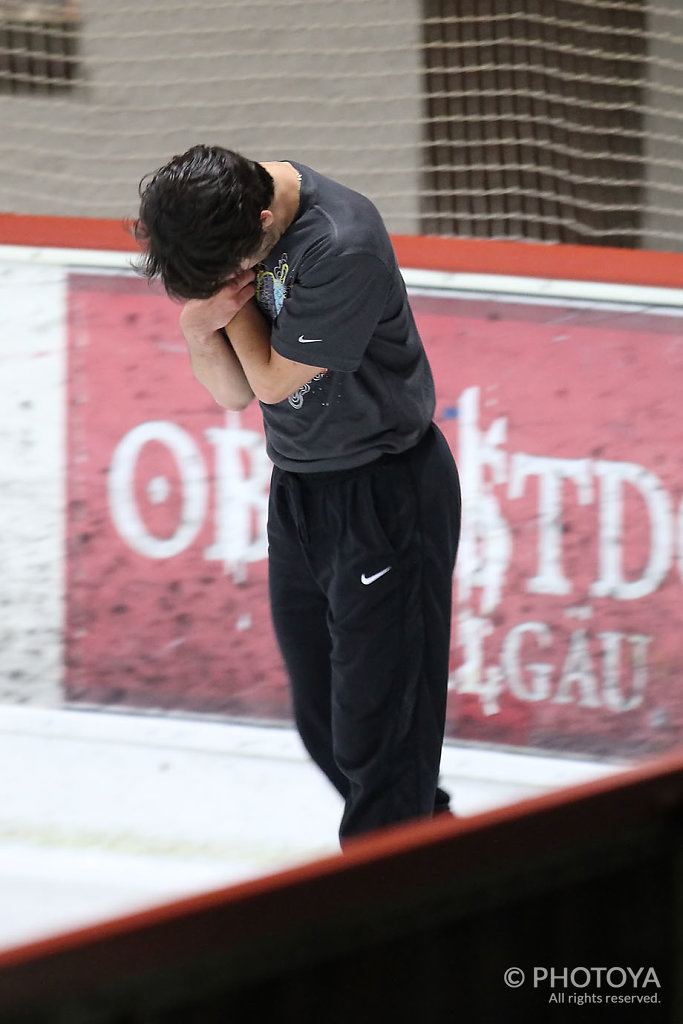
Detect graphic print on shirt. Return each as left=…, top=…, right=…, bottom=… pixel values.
left=256, top=255, right=289, bottom=318
left=256, top=254, right=330, bottom=410
left=288, top=372, right=329, bottom=409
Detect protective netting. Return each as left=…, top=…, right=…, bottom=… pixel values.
left=1, top=0, right=683, bottom=248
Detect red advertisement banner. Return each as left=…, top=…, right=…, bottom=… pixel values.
left=66, top=275, right=683, bottom=757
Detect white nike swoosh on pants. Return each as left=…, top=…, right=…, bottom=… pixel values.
left=360, top=567, right=392, bottom=585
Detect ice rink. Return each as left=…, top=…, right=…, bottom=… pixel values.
left=0, top=705, right=622, bottom=952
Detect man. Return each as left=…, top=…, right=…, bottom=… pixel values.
left=134, top=145, right=461, bottom=843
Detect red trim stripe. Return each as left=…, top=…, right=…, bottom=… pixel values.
left=0, top=213, right=136, bottom=252
left=392, top=233, right=683, bottom=289
left=2, top=213, right=683, bottom=288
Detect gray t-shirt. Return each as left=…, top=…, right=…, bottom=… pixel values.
left=254, top=162, right=435, bottom=472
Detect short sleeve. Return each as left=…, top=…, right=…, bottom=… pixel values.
left=270, top=253, right=391, bottom=372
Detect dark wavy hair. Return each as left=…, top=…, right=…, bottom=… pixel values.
left=133, top=145, right=275, bottom=300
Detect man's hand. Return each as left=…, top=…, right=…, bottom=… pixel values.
left=179, top=269, right=256, bottom=341
left=178, top=269, right=257, bottom=410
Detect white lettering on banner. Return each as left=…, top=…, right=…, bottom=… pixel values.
left=600, top=631, right=652, bottom=712
left=110, top=390, right=679, bottom=598
left=457, top=387, right=512, bottom=614
left=458, top=386, right=679, bottom=610
left=108, top=413, right=268, bottom=568
left=105, top=389, right=677, bottom=718
left=451, top=385, right=678, bottom=715
left=108, top=420, right=208, bottom=559
left=501, top=621, right=553, bottom=702
left=508, top=454, right=593, bottom=596
left=591, top=460, right=673, bottom=600
left=459, top=616, right=654, bottom=715
left=553, top=627, right=601, bottom=708
left=204, top=411, right=270, bottom=571
left=455, top=612, right=504, bottom=716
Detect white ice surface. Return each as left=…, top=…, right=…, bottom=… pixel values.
left=0, top=705, right=624, bottom=953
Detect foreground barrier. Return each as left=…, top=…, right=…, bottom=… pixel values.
left=0, top=753, right=680, bottom=1023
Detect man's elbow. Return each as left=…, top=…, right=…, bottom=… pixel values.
left=205, top=378, right=255, bottom=410
left=214, top=391, right=254, bottom=411
left=251, top=381, right=291, bottom=405
left=192, top=370, right=254, bottom=410
left=255, top=388, right=287, bottom=405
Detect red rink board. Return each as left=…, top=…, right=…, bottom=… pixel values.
left=65, top=274, right=683, bottom=757
left=66, top=274, right=285, bottom=719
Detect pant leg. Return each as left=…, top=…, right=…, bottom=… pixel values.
left=409, top=425, right=462, bottom=816
left=327, top=425, right=461, bottom=841
left=267, top=468, right=349, bottom=801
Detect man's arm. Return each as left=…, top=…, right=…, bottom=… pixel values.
left=179, top=271, right=256, bottom=410
left=226, top=301, right=326, bottom=405
left=180, top=270, right=325, bottom=407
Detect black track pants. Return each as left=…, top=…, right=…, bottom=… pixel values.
left=267, top=424, right=461, bottom=843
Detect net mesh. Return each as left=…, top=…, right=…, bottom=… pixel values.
left=1, top=0, right=683, bottom=249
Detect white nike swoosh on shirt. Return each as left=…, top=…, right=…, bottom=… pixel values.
left=298, top=335, right=323, bottom=343
left=360, top=567, right=392, bottom=585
